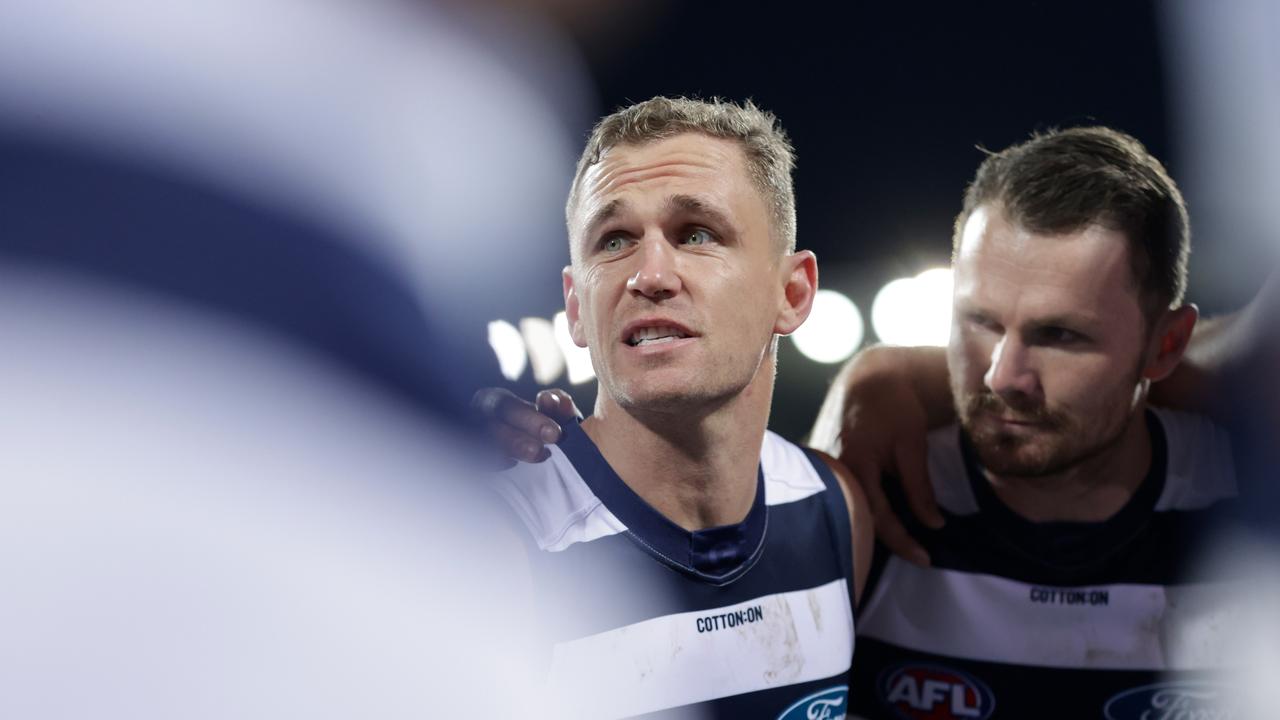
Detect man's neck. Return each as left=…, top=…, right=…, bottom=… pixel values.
left=985, top=409, right=1153, bottom=523
left=581, top=371, right=774, bottom=532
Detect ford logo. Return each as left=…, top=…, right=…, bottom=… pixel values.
left=776, top=685, right=848, bottom=720
left=1103, top=681, right=1235, bottom=720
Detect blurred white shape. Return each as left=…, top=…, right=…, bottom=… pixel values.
left=791, top=289, right=864, bottom=363
left=871, top=268, right=954, bottom=346
left=1195, top=532, right=1280, bottom=720
left=488, top=320, right=527, bottom=381
left=1164, top=0, right=1280, bottom=274
left=0, top=264, right=546, bottom=719
left=553, top=311, right=595, bottom=385
left=520, top=316, right=564, bottom=385
left=913, top=267, right=954, bottom=345
left=871, top=277, right=921, bottom=346
left=0, top=0, right=588, bottom=347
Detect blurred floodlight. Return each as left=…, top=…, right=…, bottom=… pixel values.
left=791, top=289, right=864, bottom=363
left=487, top=320, right=527, bottom=381
left=914, top=268, right=954, bottom=345
left=871, top=268, right=954, bottom=346
left=553, top=311, right=596, bottom=385
left=870, top=278, right=919, bottom=345
left=520, top=317, right=565, bottom=385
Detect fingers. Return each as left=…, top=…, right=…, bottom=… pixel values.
left=536, top=388, right=581, bottom=426
left=488, top=421, right=551, bottom=464
left=470, top=386, right=521, bottom=420
left=895, top=437, right=944, bottom=530
left=471, top=387, right=559, bottom=462
left=495, top=391, right=561, bottom=446
left=851, top=461, right=931, bottom=567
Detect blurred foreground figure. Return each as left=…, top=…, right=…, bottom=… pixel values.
left=1165, top=3, right=1280, bottom=716
left=0, top=0, right=593, bottom=716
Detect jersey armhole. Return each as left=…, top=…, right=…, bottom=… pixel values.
left=801, top=447, right=858, bottom=610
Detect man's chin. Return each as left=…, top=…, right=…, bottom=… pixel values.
left=969, top=434, right=1066, bottom=478
left=615, top=382, right=732, bottom=415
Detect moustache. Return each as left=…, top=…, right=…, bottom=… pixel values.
left=964, top=392, right=1063, bottom=428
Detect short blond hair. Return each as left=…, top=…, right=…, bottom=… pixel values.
left=567, top=96, right=797, bottom=252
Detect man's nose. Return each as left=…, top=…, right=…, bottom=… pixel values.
left=984, top=335, right=1041, bottom=404
left=626, top=237, right=682, bottom=300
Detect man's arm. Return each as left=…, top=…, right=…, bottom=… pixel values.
left=809, top=345, right=954, bottom=453
left=1151, top=271, right=1279, bottom=422
left=809, top=345, right=950, bottom=566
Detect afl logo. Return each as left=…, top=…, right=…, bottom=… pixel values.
left=776, top=685, right=847, bottom=720
left=1103, top=682, right=1234, bottom=720
left=878, top=664, right=994, bottom=720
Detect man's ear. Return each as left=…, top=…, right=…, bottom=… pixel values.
left=562, top=265, right=588, bottom=348
left=774, top=250, right=819, bottom=335
left=1143, top=304, right=1199, bottom=382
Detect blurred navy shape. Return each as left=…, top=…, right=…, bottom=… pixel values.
left=0, top=130, right=490, bottom=421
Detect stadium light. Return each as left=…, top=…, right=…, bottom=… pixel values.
left=520, top=317, right=565, bottom=385
left=487, top=319, right=527, bottom=381
left=791, top=289, right=864, bottom=363
left=871, top=268, right=953, bottom=346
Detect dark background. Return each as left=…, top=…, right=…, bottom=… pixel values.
left=497, top=0, right=1231, bottom=442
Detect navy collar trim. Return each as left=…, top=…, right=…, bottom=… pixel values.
left=558, top=419, right=768, bottom=584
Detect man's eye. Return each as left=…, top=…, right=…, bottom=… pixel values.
left=683, top=228, right=713, bottom=246
left=1038, top=327, right=1084, bottom=345
left=601, top=235, right=628, bottom=252
left=967, top=313, right=999, bottom=332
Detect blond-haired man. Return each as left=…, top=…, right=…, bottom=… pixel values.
left=490, top=97, right=873, bottom=719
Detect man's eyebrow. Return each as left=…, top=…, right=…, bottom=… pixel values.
left=1031, top=312, right=1103, bottom=330
left=583, top=198, right=625, bottom=237
left=584, top=195, right=736, bottom=238
left=665, top=194, right=734, bottom=229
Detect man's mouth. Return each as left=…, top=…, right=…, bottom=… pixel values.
left=625, top=325, right=692, bottom=347
left=965, top=393, right=1056, bottom=428
left=992, top=416, right=1039, bottom=426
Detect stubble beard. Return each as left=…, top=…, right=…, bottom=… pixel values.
left=956, top=389, right=1136, bottom=479
left=959, top=390, right=1070, bottom=477
left=607, top=341, right=770, bottom=421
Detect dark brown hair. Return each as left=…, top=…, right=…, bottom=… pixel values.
left=955, top=126, right=1190, bottom=317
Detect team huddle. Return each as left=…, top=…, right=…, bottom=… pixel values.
left=478, top=96, right=1264, bottom=719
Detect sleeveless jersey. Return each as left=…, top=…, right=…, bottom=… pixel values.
left=849, top=408, right=1239, bottom=720
left=493, top=420, right=858, bottom=720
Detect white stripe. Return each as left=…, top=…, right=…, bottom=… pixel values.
left=761, top=431, right=826, bottom=506
left=1151, top=407, right=1238, bottom=511
left=547, top=578, right=854, bottom=719
left=926, top=426, right=980, bottom=515
left=859, top=559, right=1234, bottom=671
left=497, top=432, right=831, bottom=553
left=492, top=445, right=626, bottom=551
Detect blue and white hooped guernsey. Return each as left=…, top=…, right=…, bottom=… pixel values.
left=493, top=420, right=857, bottom=720
left=849, top=408, right=1240, bottom=720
